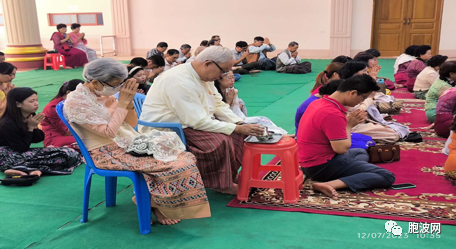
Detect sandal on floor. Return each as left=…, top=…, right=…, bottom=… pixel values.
left=0, top=175, right=40, bottom=186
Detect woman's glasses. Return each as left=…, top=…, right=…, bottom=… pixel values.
left=98, top=78, right=128, bottom=89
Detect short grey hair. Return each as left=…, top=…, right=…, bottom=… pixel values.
left=195, top=46, right=235, bottom=63
left=289, top=41, right=299, bottom=47
left=83, top=58, right=128, bottom=82
left=181, top=44, right=191, bottom=49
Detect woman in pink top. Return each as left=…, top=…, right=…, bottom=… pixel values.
left=50, top=24, right=88, bottom=68
left=69, top=23, right=98, bottom=62
left=406, top=45, right=432, bottom=92
left=41, top=79, right=83, bottom=149
left=64, top=58, right=210, bottom=225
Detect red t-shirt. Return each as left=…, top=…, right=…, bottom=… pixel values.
left=297, top=96, right=348, bottom=168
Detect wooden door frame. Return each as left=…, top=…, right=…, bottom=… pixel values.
left=370, top=0, right=444, bottom=54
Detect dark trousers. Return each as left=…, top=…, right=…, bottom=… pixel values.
left=233, top=62, right=259, bottom=74
left=301, top=149, right=395, bottom=192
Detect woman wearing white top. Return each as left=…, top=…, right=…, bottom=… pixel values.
left=214, top=71, right=247, bottom=119
left=413, top=55, right=448, bottom=99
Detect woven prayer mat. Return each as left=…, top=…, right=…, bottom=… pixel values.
left=228, top=87, right=456, bottom=225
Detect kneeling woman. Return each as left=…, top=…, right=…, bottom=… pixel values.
left=64, top=58, right=210, bottom=225
left=41, top=79, right=83, bottom=149
left=0, top=88, right=82, bottom=176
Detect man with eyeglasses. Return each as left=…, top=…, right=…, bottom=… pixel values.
left=177, top=44, right=192, bottom=64
left=276, top=41, right=311, bottom=74
left=140, top=46, right=264, bottom=195
left=245, top=36, right=276, bottom=70
left=164, top=49, right=180, bottom=71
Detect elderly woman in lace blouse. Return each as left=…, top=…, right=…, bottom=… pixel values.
left=63, top=58, right=210, bottom=225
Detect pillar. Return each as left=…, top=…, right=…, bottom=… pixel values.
left=1, top=0, right=47, bottom=69
left=111, top=0, right=132, bottom=56
left=329, top=0, right=353, bottom=58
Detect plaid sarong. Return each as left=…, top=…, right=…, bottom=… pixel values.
left=184, top=128, right=244, bottom=189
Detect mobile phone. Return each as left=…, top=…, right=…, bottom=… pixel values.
left=377, top=78, right=385, bottom=84
left=391, top=183, right=416, bottom=190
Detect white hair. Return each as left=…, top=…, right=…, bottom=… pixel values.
left=195, top=46, right=235, bottom=63
left=83, top=58, right=128, bottom=82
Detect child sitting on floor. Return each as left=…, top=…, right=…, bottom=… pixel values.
left=214, top=71, right=247, bottom=119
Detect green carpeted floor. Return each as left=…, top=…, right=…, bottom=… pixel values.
left=1, top=59, right=455, bottom=249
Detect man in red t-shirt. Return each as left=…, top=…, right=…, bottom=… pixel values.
left=297, top=74, right=395, bottom=199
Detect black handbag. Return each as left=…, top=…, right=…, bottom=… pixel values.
left=403, top=132, right=423, bottom=143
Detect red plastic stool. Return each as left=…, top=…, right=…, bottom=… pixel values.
left=237, top=136, right=304, bottom=204
left=44, top=53, right=66, bottom=70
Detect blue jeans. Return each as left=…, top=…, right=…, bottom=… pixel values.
left=301, top=149, right=395, bottom=192
left=258, top=58, right=276, bottom=70
left=234, top=73, right=241, bottom=81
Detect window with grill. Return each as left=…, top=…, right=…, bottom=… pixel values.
left=48, top=13, right=103, bottom=26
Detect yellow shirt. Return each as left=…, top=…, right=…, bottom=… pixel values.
left=140, top=63, right=242, bottom=135
left=0, top=90, right=5, bottom=102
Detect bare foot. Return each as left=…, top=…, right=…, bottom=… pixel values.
left=426, top=123, right=435, bottom=130
left=152, top=208, right=180, bottom=225
left=212, top=184, right=238, bottom=195
left=4, top=169, right=27, bottom=176
left=249, top=70, right=262, bottom=73
left=29, top=170, right=42, bottom=177
left=394, top=83, right=404, bottom=88
left=312, top=182, right=339, bottom=199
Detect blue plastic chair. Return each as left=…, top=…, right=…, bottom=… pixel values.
left=56, top=101, right=151, bottom=235
left=115, top=93, right=186, bottom=145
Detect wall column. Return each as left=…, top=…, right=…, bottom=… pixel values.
left=1, top=0, right=47, bottom=69
left=111, top=0, right=132, bottom=56
left=329, top=0, right=353, bottom=58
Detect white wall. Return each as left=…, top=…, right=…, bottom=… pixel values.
left=439, top=0, right=456, bottom=56
left=35, top=0, right=114, bottom=51
left=351, top=0, right=373, bottom=55
left=0, top=0, right=114, bottom=51
left=129, top=0, right=331, bottom=58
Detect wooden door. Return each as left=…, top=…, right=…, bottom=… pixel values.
left=404, top=0, right=443, bottom=56
left=371, top=0, right=443, bottom=56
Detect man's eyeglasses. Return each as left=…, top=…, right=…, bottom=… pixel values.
left=209, top=61, right=230, bottom=76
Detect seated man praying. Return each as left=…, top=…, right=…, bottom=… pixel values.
left=164, top=49, right=180, bottom=71
left=231, top=41, right=261, bottom=74
left=297, top=74, right=395, bottom=199
left=245, top=36, right=276, bottom=70
left=145, top=55, right=165, bottom=83
left=140, top=46, right=264, bottom=195
left=146, top=42, right=168, bottom=58
left=177, top=44, right=192, bottom=64
left=276, top=41, right=311, bottom=74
